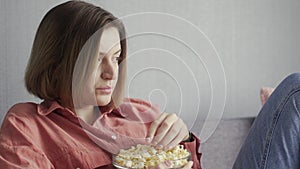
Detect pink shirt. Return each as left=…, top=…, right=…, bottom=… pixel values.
left=0, top=98, right=202, bottom=168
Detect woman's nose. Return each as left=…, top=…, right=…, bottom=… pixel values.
left=100, top=62, right=115, bottom=80
left=101, top=71, right=113, bottom=80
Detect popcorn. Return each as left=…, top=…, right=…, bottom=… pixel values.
left=113, top=144, right=190, bottom=169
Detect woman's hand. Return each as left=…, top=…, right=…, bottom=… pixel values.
left=151, top=161, right=193, bottom=169
left=147, top=113, right=190, bottom=149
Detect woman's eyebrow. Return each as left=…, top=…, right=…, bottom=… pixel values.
left=113, top=49, right=121, bottom=54
left=99, top=49, right=121, bottom=56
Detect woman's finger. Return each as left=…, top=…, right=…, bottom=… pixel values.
left=147, top=113, right=168, bottom=142
left=151, top=161, right=192, bottom=169
left=182, top=161, right=193, bottom=169
left=164, top=125, right=188, bottom=150
left=151, top=113, right=178, bottom=146
left=156, top=118, right=182, bottom=148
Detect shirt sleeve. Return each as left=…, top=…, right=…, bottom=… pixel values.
left=0, top=112, right=54, bottom=169
left=180, top=133, right=202, bottom=169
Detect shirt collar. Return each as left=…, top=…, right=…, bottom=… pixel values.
left=98, top=99, right=127, bottom=118
left=37, top=100, right=74, bottom=116
left=37, top=100, right=126, bottom=118
left=37, top=100, right=131, bottom=121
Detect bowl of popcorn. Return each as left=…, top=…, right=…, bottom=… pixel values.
left=112, top=144, right=190, bottom=169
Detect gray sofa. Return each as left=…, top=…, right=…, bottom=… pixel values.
left=200, top=118, right=254, bottom=169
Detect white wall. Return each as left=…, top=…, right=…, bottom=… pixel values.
left=1, top=0, right=300, bottom=125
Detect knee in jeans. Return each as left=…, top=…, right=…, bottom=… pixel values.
left=279, top=73, right=300, bottom=91
left=286, top=73, right=300, bottom=83
left=292, top=91, right=300, bottom=112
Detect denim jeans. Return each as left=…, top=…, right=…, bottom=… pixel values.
left=233, top=73, right=300, bottom=169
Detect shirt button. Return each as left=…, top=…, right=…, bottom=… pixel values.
left=111, top=135, right=117, bottom=140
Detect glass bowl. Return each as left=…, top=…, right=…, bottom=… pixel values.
left=112, top=145, right=190, bottom=169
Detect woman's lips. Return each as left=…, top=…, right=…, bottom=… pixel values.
left=96, top=87, right=112, bottom=94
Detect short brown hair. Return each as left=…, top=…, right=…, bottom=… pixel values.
left=25, top=1, right=127, bottom=108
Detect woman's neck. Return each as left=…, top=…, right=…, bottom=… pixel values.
left=75, top=106, right=99, bottom=125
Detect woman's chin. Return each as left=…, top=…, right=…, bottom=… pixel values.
left=96, top=97, right=111, bottom=106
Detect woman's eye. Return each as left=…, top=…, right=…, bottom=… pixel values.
left=112, top=56, right=121, bottom=63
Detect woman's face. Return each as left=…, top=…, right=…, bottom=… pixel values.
left=94, top=27, right=121, bottom=106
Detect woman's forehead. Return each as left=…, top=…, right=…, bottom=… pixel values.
left=99, top=27, right=121, bottom=54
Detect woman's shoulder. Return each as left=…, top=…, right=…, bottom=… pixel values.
left=0, top=103, right=42, bottom=145
left=123, top=97, right=152, bottom=106
left=5, top=102, right=39, bottom=119
left=1, top=102, right=40, bottom=130
left=123, top=98, right=160, bottom=112
left=116, top=98, right=161, bottom=121
left=9, top=102, right=38, bottom=112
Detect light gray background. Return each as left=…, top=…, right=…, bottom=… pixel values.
left=1, top=0, right=300, bottom=126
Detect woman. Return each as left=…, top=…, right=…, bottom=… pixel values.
left=0, top=1, right=200, bottom=169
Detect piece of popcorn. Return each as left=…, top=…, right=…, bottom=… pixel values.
left=125, top=160, right=132, bottom=168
